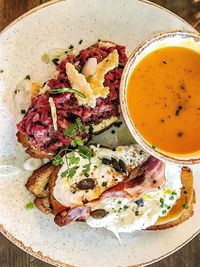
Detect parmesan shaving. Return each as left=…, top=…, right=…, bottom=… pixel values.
left=65, top=49, right=119, bottom=107
left=66, top=63, right=96, bottom=107
left=89, top=49, right=119, bottom=97
left=48, top=97, right=58, bottom=131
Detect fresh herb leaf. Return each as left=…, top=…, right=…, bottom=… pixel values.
left=78, top=146, right=93, bottom=159
left=50, top=88, right=86, bottom=99
left=64, top=123, right=78, bottom=137
left=183, top=203, right=188, bottom=209
left=152, top=144, right=156, bottom=149
left=162, top=210, right=167, bottom=215
left=61, top=166, right=78, bottom=179
left=75, top=117, right=82, bottom=129
left=69, top=154, right=80, bottom=165
left=82, top=163, right=91, bottom=176
left=123, top=205, right=129, bottom=210
left=169, top=196, right=174, bottom=200
left=25, top=202, right=34, bottom=210
left=42, top=52, right=50, bottom=63
left=52, top=154, right=64, bottom=166
left=71, top=138, right=84, bottom=147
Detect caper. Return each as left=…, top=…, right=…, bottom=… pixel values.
left=76, top=178, right=95, bottom=190
left=111, top=157, right=121, bottom=172
left=102, top=158, right=111, bottom=165
left=119, top=159, right=127, bottom=173
left=91, top=209, right=109, bottom=219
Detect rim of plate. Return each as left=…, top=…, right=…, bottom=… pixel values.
left=0, top=0, right=199, bottom=267
left=120, top=30, right=200, bottom=166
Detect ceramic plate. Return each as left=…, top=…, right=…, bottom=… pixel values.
left=0, top=0, right=199, bottom=266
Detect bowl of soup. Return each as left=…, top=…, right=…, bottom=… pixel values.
left=120, top=31, right=200, bottom=165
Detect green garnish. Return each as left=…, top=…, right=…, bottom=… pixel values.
left=42, top=52, right=50, bottom=63
left=71, top=138, right=84, bottom=147
left=118, top=200, right=122, bottom=204
left=61, top=166, right=78, bottom=179
left=183, top=203, right=188, bottom=209
left=172, top=191, right=177, bottom=196
left=78, top=146, right=93, bottom=159
left=160, top=198, right=164, bottom=204
left=135, top=211, right=139, bottom=216
left=82, top=162, right=91, bottom=176
left=102, top=181, right=107, bottom=187
left=50, top=88, right=86, bottom=99
left=162, top=210, right=167, bottom=215
left=69, top=154, right=80, bottom=165
left=152, top=179, right=157, bottom=184
left=167, top=206, right=171, bottom=210
left=21, top=109, right=26, bottom=114
left=152, top=144, right=156, bottom=149
left=157, top=186, right=161, bottom=189
left=123, top=205, right=129, bottom=210
left=52, top=154, right=64, bottom=166
left=25, top=202, right=34, bottom=210
left=64, top=123, right=79, bottom=137
left=169, top=196, right=174, bottom=200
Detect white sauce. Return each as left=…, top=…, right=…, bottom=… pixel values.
left=87, top=164, right=182, bottom=233
left=23, top=158, right=42, bottom=171
left=53, top=144, right=148, bottom=208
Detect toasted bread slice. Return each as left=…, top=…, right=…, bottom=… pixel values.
left=148, top=168, right=194, bottom=230
left=17, top=132, right=54, bottom=159
left=34, top=197, right=53, bottom=214
left=26, top=163, right=55, bottom=197
left=49, top=166, right=67, bottom=214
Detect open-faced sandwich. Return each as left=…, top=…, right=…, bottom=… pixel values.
left=16, top=40, right=195, bottom=234
left=16, top=41, right=127, bottom=159
left=26, top=144, right=194, bottom=233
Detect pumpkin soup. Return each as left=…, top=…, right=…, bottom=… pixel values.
left=127, top=46, right=200, bottom=156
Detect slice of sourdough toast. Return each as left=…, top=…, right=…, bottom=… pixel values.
left=148, top=168, right=194, bottom=230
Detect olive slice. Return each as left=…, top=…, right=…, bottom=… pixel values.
left=76, top=178, right=95, bottom=190
left=91, top=209, right=109, bottom=219
left=102, top=158, right=111, bottom=165
left=111, top=157, right=121, bottom=173
left=119, top=159, right=127, bottom=173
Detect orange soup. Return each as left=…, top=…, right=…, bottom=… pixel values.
left=127, top=46, right=200, bottom=156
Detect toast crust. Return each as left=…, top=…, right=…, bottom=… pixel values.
left=147, top=169, right=194, bottom=230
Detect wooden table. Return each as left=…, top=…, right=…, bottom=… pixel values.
left=0, top=0, right=200, bottom=266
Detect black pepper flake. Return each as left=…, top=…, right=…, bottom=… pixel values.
left=0, top=70, right=4, bottom=73
left=114, top=121, right=123, bottom=128
left=21, top=109, right=26, bottom=114
left=98, top=39, right=101, bottom=42
left=69, top=44, right=74, bottom=50
left=52, top=58, right=59, bottom=66
left=180, top=83, right=186, bottom=90
left=175, top=105, right=183, bottom=116
left=152, top=179, right=157, bottom=184
left=111, top=130, right=115, bottom=134
left=184, top=190, right=187, bottom=194
left=102, top=181, right=107, bottom=187
left=177, top=131, right=183, bottom=137
left=79, top=39, right=83, bottom=44
left=160, top=119, right=165, bottom=123
left=25, top=75, right=31, bottom=80
left=162, top=61, right=167, bottom=64
left=135, top=198, right=144, bottom=207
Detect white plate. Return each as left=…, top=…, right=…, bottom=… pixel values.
left=0, top=1, right=199, bottom=266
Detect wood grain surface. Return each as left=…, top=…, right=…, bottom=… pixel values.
left=0, top=0, right=200, bottom=266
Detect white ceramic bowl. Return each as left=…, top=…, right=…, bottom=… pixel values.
left=120, top=30, right=200, bottom=165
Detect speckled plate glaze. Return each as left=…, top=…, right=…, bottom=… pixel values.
left=0, top=0, right=199, bottom=266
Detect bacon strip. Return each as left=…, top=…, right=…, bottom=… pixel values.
left=101, top=156, right=165, bottom=200
left=54, top=206, right=91, bottom=226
